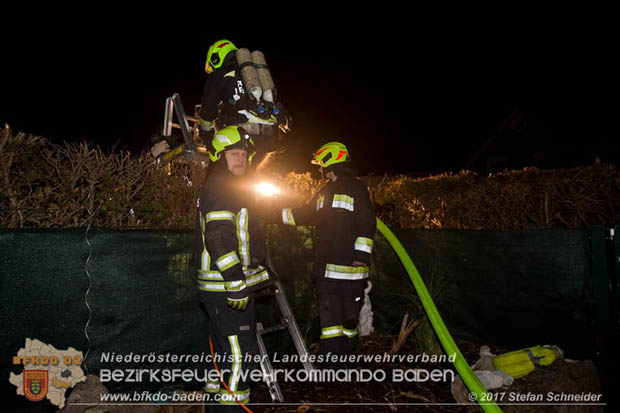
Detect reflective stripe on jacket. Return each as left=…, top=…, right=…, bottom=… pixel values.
left=280, top=170, right=376, bottom=280
left=196, top=166, right=270, bottom=299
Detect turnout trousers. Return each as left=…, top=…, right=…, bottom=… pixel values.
left=202, top=297, right=257, bottom=412
left=316, top=279, right=364, bottom=355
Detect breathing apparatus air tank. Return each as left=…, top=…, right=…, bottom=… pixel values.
left=492, top=345, right=563, bottom=379
left=236, top=48, right=262, bottom=102
left=251, top=50, right=277, bottom=103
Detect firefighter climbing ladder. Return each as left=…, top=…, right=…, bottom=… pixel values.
left=160, top=93, right=315, bottom=402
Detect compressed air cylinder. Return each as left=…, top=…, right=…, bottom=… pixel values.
left=492, top=345, right=562, bottom=379
left=236, top=48, right=262, bottom=102
left=251, top=50, right=276, bottom=103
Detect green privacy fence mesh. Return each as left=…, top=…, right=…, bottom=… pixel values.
left=0, top=225, right=601, bottom=410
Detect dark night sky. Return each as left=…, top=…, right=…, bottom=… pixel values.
left=1, top=12, right=617, bottom=176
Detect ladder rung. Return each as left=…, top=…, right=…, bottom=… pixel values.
left=260, top=323, right=288, bottom=335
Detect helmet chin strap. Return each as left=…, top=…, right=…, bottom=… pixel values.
left=320, top=167, right=337, bottom=181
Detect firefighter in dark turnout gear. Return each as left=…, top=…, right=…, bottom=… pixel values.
left=196, top=125, right=270, bottom=410
left=199, top=40, right=248, bottom=132
left=280, top=142, right=376, bottom=355
left=199, top=39, right=290, bottom=167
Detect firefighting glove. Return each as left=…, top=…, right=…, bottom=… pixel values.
left=198, top=117, right=212, bottom=130
left=198, top=118, right=214, bottom=142
left=150, top=140, right=170, bottom=158
left=225, top=280, right=249, bottom=311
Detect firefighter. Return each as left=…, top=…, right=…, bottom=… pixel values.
left=199, top=39, right=246, bottom=134
left=279, top=142, right=376, bottom=355
left=199, top=39, right=290, bottom=167
left=196, top=125, right=271, bottom=410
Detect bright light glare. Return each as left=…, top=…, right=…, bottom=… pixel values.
left=255, top=182, right=280, bottom=197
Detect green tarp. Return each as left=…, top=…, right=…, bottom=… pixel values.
left=0, top=226, right=596, bottom=411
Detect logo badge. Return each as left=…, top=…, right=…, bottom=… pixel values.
left=24, top=370, right=48, bottom=402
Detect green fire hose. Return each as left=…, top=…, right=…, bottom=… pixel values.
left=376, top=218, right=502, bottom=413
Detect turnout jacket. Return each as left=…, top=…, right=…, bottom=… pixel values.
left=199, top=55, right=249, bottom=127
left=281, top=168, right=376, bottom=281
left=195, top=165, right=270, bottom=303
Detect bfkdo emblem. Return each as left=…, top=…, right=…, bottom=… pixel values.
left=24, top=370, right=48, bottom=402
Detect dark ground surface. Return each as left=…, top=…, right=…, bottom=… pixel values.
left=249, top=334, right=469, bottom=413
left=243, top=335, right=607, bottom=413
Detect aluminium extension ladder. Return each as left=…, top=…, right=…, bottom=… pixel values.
left=258, top=253, right=316, bottom=402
